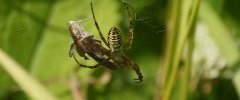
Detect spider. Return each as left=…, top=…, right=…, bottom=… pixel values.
left=90, top=2, right=143, bottom=82
left=68, top=2, right=143, bottom=83
left=68, top=20, right=117, bottom=70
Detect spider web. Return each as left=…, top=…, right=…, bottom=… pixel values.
left=123, top=0, right=166, bottom=36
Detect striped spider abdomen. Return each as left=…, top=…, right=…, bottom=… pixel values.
left=108, top=27, right=122, bottom=52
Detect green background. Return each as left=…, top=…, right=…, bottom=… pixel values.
left=0, top=0, right=240, bottom=100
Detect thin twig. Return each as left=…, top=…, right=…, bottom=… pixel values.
left=70, top=66, right=85, bottom=100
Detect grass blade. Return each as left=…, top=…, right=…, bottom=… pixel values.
left=0, top=49, right=57, bottom=100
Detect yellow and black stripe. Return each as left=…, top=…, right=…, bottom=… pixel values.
left=108, top=27, right=122, bottom=52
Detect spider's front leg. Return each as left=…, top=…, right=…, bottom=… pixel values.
left=90, top=2, right=109, bottom=48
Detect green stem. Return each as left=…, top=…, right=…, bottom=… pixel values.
left=180, top=22, right=196, bottom=100
left=180, top=0, right=200, bottom=99
left=162, top=0, right=201, bottom=99
left=162, top=0, right=182, bottom=90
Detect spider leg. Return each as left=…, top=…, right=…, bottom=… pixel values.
left=72, top=54, right=101, bottom=69
left=102, top=57, right=118, bottom=70
left=123, top=2, right=134, bottom=50
left=121, top=54, right=143, bottom=82
left=90, top=2, right=109, bottom=48
left=131, top=63, right=143, bottom=83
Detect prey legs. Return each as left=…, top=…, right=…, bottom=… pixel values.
left=69, top=43, right=100, bottom=68
left=72, top=54, right=101, bottom=69
left=69, top=42, right=89, bottom=60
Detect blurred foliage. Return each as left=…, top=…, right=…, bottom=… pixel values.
left=0, top=0, right=239, bottom=100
